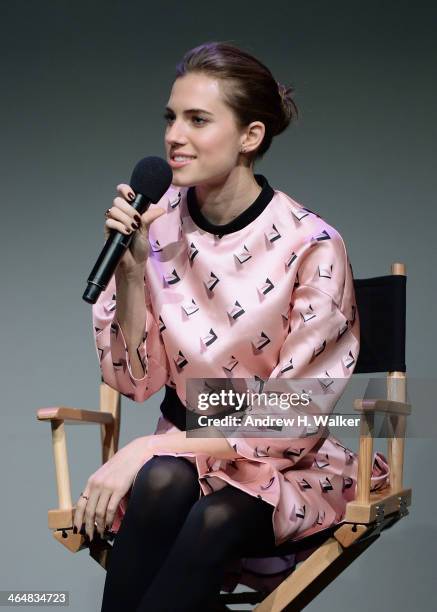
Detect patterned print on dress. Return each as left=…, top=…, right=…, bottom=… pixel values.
left=318, top=264, right=333, bottom=278
left=254, top=446, right=271, bottom=458
left=311, top=229, right=331, bottom=242
left=301, top=304, right=316, bottom=323
left=252, top=331, right=271, bottom=351
left=227, top=301, right=245, bottom=320
left=342, top=477, right=354, bottom=492
left=343, top=350, right=356, bottom=369
left=281, top=309, right=290, bottom=324
left=279, top=358, right=294, bottom=375
left=257, top=278, right=274, bottom=296
left=290, top=206, right=310, bottom=222
left=188, top=242, right=199, bottom=262
left=234, top=245, right=252, bottom=264
left=286, top=251, right=298, bottom=267
left=291, top=504, right=306, bottom=520
left=313, top=453, right=330, bottom=469
left=223, top=356, right=239, bottom=372
left=297, top=478, right=313, bottom=490
left=150, top=239, right=162, bottom=253
left=103, top=293, right=116, bottom=313
left=164, top=268, right=181, bottom=285
left=174, top=351, right=188, bottom=370
left=317, top=371, right=335, bottom=390
left=205, top=272, right=219, bottom=292
left=336, top=321, right=349, bottom=341
left=302, top=206, right=322, bottom=219
left=201, top=328, right=218, bottom=347
left=282, top=447, right=307, bottom=461
left=312, top=510, right=326, bottom=526
left=266, top=223, right=281, bottom=243
left=182, top=299, right=199, bottom=317
left=168, top=191, right=181, bottom=209
left=261, top=476, right=276, bottom=490
left=310, top=340, right=327, bottom=362
left=319, top=476, right=334, bottom=492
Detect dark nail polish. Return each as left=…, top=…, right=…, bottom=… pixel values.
left=126, top=227, right=132, bottom=233
left=128, top=192, right=135, bottom=201
left=131, top=221, right=139, bottom=230
left=134, top=214, right=141, bottom=224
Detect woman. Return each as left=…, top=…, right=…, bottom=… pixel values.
left=73, top=42, right=390, bottom=611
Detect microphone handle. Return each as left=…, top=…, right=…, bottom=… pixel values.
left=82, top=193, right=152, bottom=304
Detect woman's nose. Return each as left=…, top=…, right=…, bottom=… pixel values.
left=165, top=119, right=188, bottom=146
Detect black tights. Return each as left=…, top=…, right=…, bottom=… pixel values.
left=101, top=455, right=276, bottom=612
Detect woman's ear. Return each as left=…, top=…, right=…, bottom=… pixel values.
left=241, top=121, right=265, bottom=154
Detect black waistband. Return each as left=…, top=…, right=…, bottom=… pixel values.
left=160, top=385, right=189, bottom=431
left=160, top=384, right=244, bottom=432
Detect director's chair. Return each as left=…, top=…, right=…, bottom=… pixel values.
left=37, top=262, right=411, bottom=611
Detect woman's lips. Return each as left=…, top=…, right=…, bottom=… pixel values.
left=169, top=157, right=196, bottom=168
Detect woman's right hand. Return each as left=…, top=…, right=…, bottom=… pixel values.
left=104, top=183, right=166, bottom=273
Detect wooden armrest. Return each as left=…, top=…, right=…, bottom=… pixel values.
left=353, top=399, right=411, bottom=416
left=37, top=407, right=113, bottom=425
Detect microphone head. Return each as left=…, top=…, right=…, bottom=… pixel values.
left=130, top=156, right=173, bottom=202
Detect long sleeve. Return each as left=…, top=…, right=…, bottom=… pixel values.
left=92, top=271, right=170, bottom=402
left=226, top=227, right=360, bottom=466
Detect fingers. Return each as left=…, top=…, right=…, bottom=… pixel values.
left=116, top=183, right=136, bottom=202
left=105, top=215, right=136, bottom=238
left=73, top=493, right=105, bottom=542
left=104, top=491, right=123, bottom=534
left=73, top=485, right=121, bottom=541
left=107, top=196, right=142, bottom=231
left=94, top=489, right=113, bottom=537
left=103, top=184, right=166, bottom=241
left=82, top=489, right=101, bottom=542
left=73, top=491, right=89, bottom=537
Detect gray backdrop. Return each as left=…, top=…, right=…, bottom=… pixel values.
left=1, top=1, right=435, bottom=610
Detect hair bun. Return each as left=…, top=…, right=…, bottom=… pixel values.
left=275, top=81, right=298, bottom=135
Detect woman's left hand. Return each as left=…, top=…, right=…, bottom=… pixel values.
left=73, top=435, right=155, bottom=541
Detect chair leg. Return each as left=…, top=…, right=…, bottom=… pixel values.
left=254, top=533, right=380, bottom=612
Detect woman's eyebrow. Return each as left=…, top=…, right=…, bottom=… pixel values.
left=165, top=106, right=214, bottom=116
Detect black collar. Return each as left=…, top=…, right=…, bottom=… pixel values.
left=186, top=174, right=274, bottom=235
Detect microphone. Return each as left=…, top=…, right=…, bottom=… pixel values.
left=82, top=156, right=172, bottom=304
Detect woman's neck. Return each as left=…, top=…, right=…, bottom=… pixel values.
left=194, top=166, right=262, bottom=226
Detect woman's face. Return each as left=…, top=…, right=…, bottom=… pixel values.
left=164, top=73, right=247, bottom=187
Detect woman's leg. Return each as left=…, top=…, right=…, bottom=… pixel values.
left=136, top=484, right=276, bottom=612
left=101, top=455, right=200, bottom=612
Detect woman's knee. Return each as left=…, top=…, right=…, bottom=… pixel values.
left=131, top=455, right=199, bottom=503
left=183, top=487, right=275, bottom=557
left=184, top=490, right=245, bottom=550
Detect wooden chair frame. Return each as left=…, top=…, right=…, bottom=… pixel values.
left=37, top=262, right=412, bottom=611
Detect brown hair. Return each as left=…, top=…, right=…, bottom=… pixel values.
left=174, top=41, right=298, bottom=162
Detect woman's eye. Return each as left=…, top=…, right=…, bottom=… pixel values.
left=163, top=113, right=174, bottom=124
left=192, top=116, right=207, bottom=125
left=162, top=113, right=207, bottom=126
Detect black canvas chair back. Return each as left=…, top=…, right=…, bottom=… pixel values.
left=354, top=273, right=406, bottom=374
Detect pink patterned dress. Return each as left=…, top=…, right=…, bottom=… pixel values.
left=92, top=175, right=389, bottom=593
